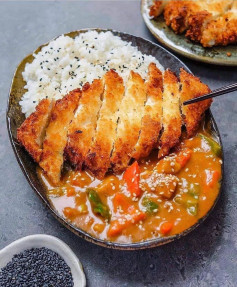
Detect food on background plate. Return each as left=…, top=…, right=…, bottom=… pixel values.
left=149, top=0, right=237, bottom=47
left=17, top=31, right=222, bottom=243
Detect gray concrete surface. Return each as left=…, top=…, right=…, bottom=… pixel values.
left=0, top=1, right=237, bottom=286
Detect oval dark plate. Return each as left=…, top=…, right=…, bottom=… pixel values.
left=7, top=29, right=223, bottom=250
left=141, top=0, right=237, bottom=66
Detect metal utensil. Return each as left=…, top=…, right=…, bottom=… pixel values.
left=183, top=82, right=237, bottom=105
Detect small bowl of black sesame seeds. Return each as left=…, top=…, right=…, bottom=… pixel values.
left=0, top=234, right=86, bottom=287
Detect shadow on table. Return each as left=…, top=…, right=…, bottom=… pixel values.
left=81, top=176, right=227, bottom=287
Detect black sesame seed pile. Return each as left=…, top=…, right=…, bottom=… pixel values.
left=0, top=247, right=74, bottom=287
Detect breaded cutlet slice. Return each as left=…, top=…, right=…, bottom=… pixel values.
left=17, top=99, right=54, bottom=162
left=39, top=89, right=81, bottom=185
left=200, top=1, right=237, bottom=47
left=85, top=70, right=124, bottom=179
left=186, top=0, right=233, bottom=43
left=111, top=71, right=147, bottom=173
left=132, top=63, right=163, bottom=160
left=158, top=69, right=181, bottom=159
left=149, top=0, right=171, bottom=18
left=180, top=69, right=212, bottom=137
left=65, top=79, right=104, bottom=170
left=164, top=0, right=201, bottom=34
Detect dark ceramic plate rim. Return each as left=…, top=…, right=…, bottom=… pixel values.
left=7, top=28, right=224, bottom=250
left=141, top=0, right=237, bottom=66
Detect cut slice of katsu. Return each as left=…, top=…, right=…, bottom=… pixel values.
left=65, top=79, right=104, bottom=170
left=17, top=99, right=54, bottom=163
left=111, top=71, right=147, bottom=173
left=149, top=0, right=171, bottom=18
left=85, top=70, right=124, bottom=179
left=158, top=69, right=181, bottom=159
left=180, top=69, right=212, bottom=137
left=164, top=0, right=201, bottom=34
left=132, top=63, right=163, bottom=160
left=186, top=0, right=234, bottom=43
left=200, top=0, right=237, bottom=47
left=39, top=89, right=81, bottom=185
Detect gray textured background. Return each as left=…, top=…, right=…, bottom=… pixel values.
left=0, top=1, right=237, bottom=286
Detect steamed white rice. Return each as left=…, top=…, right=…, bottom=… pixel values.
left=21, top=31, right=163, bottom=116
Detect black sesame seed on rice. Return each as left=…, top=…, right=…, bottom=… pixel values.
left=0, top=247, right=74, bottom=287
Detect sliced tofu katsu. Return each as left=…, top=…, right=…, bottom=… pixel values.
left=180, top=69, right=212, bottom=137
left=65, top=79, right=104, bottom=170
left=158, top=69, right=181, bottom=159
left=132, top=63, right=163, bottom=160
left=200, top=0, right=237, bottom=47
left=17, top=99, right=54, bottom=162
left=39, top=89, right=81, bottom=185
left=85, top=70, right=124, bottom=179
left=111, top=71, right=147, bottom=173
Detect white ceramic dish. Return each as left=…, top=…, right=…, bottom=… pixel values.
left=0, top=234, right=86, bottom=287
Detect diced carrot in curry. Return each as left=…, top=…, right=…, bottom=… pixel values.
left=205, top=169, right=221, bottom=188
left=123, top=161, right=141, bottom=197
left=93, top=223, right=105, bottom=233
left=66, top=186, right=76, bottom=197
left=176, top=148, right=192, bottom=168
left=63, top=207, right=81, bottom=219
left=160, top=222, right=173, bottom=235
left=108, top=206, right=146, bottom=237
left=113, top=193, right=131, bottom=212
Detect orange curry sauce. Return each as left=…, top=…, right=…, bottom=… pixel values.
left=38, top=130, right=222, bottom=243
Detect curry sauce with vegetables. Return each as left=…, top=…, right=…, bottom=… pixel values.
left=38, top=130, right=222, bottom=243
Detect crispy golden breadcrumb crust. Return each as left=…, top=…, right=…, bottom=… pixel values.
left=186, top=10, right=212, bottom=42
left=132, top=63, right=163, bottom=160
left=164, top=1, right=199, bottom=34
left=111, top=71, right=147, bottom=173
left=19, top=68, right=214, bottom=180
left=85, top=70, right=125, bottom=179
left=149, top=0, right=163, bottom=18
left=152, top=0, right=237, bottom=47
left=158, top=69, right=181, bottom=159
left=201, top=4, right=237, bottom=47
left=17, top=99, right=54, bottom=162
left=39, top=89, right=81, bottom=185
left=65, top=80, right=104, bottom=170
left=180, top=69, right=212, bottom=137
